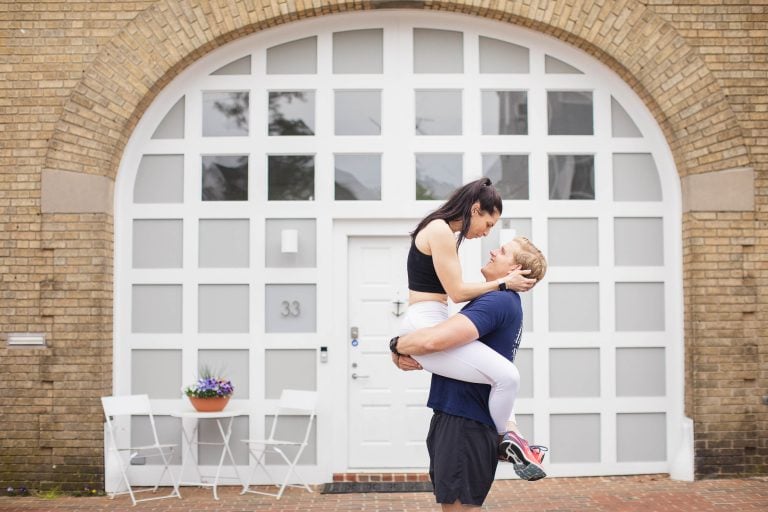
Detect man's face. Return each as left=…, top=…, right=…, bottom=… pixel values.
left=481, top=241, right=521, bottom=281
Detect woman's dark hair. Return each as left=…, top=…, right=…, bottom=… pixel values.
left=411, top=177, right=503, bottom=248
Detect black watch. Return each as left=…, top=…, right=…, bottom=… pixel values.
left=497, top=279, right=507, bottom=291
left=389, top=336, right=402, bottom=356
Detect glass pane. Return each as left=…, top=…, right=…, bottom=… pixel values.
left=202, top=155, right=248, bottom=201
left=550, top=414, right=601, bottom=463
left=482, top=154, right=528, bottom=199
left=415, top=153, right=462, bottom=200
left=132, top=284, right=182, bottom=333
left=549, top=154, right=595, bottom=200
left=545, top=55, right=583, bottom=74
left=133, top=219, right=183, bottom=268
left=198, top=284, right=249, bottom=333
left=202, top=91, right=249, bottom=137
left=266, top=36, right=317, bottom=74
left=479, top=36, right=529, bottom=73
left=265, top=284, right=317, bottom=333
left=132, top=416, right=182, bottom=465
left=611, top=97, right=642, bottom=137
left=548, top=91, right=593, bottom=135
left=548, top=283, right=599, bottom=331
left=550, top=348, right=600, bottom=397
left=613, top=153, right=662, bottom=201
left=616, top=348, right=666, bottom=397
left=615, top=282, right=665, bottom=331
left=335, top=90, right=381, bottom=135
left=268, top=155, right=315, bottom=200
left=614, top=217, right=664, bottom=266
left=548, top=218, right=599, bottom=266
left=516, top=348, right=533, bottom=398
left=415, top=90, right=462, bottom=135
left=132, top=350, right=181, bottom=399
left=335, top=154, right=381, bottom=200
left=482, top=91, right=527, bottom=135
left=265, top=349, right=317, bottom=398
left=199, top=417, right=249, bottom=465
left=617, top=413, right=666, bottom=462
left=151, top=96, right=184, bottom=139
left=210, top=56, right=251, bottom=75
left=413, top=28, right=463, bottom=73
left=265, top=219, right=317, bottom=268
left=269, top=91, right=315, bottom=136
left=199, top=219, right=249, bottom=268
left=199, top=349, right=250, bottom=399
left=333, top=29, right=383, bottom=74
left=264, top=415, right=317, bottom=464
left=134, top=154, right=183, bottom=203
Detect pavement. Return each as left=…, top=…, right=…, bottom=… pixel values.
left=0, top=475, right=766, bottom=511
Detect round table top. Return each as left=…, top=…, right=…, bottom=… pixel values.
left=169, top=407, right=250, bottom=419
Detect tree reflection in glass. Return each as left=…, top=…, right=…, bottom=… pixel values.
left=202, top=155, right=248, bottom=201
left=415, top=154, right=462, bottom=200
left=269, top=91, right=315, bottom=136
left=482, top=154, right=529, bottom=199
left=549, top=154, right=595, bottom=200
left=203, top=92, right=249, bottom=137
left=268, top=155, right=315, bottom=200
left=482, top=91, right=527, bottom=135
left=334, top=154, right=381, bottom=200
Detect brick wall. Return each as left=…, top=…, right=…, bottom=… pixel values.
left=0, top=0, right=765, bottom=488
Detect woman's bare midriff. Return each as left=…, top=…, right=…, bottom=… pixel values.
left=409, top=290, right=448, bottom=305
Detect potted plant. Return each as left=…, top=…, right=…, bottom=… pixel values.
left=183, top=366, right=234, bottom=412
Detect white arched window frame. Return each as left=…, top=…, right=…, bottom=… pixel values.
left=114, top=11, right=687, bottom=482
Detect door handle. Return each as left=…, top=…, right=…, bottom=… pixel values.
left=351, top=373, right=370, bottom=380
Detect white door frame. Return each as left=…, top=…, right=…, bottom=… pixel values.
left=329, top=219, right=417, bottom=474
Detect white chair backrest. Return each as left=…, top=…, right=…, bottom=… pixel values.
left=279, top=389, right=318, bottom=413
left=102, top=394, right=152, bottom=417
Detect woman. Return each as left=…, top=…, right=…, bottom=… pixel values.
left=399, top=177, right=534, bottom=435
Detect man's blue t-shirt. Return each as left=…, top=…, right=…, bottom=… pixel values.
left=425, top=290, right=523, bottom=429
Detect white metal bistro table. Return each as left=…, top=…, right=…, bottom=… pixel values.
left=170, top=407, right=249, bottom=500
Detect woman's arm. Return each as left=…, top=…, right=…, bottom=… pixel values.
left=423, top=221, right=534, bottom=303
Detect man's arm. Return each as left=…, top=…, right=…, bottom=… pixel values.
left=395, top=313, right=480, bottom=356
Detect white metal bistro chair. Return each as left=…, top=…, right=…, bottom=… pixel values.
left=241, top=389, right=318, bottom=499
left=101, top=394, right=181, bottom=506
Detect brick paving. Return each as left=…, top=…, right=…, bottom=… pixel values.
left=0, top=475, right=766, bottom=511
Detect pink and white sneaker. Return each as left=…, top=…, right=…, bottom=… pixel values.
left=498, top=431, right=548, bottom=481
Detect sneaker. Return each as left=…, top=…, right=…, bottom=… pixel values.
left=498, top=431, right=547, bottom=481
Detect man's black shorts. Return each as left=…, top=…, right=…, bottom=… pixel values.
left=426, top=411, right=499, bottom=506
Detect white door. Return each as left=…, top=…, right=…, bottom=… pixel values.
left=347, top=236, right=432, bottom=468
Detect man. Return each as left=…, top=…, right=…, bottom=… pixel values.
left=390, top=237, right=547, bottom=510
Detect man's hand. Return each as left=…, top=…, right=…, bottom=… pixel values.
left=391, top=352, right=423, bottom=371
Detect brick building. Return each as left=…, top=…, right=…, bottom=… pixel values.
left=1, top=0, right=766, bottom=490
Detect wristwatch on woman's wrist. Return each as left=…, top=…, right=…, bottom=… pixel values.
left=389, top=336, right=402, bottom=356
left=497, top=279, right=507, bottom=291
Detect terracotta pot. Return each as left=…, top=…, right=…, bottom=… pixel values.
left=188, top=396, right=230, bottom=412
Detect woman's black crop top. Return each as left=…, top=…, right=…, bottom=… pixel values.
left=407, top=241, right=447, bottom=294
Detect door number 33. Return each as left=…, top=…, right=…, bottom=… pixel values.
left=280, top=300, right=301, bottom=317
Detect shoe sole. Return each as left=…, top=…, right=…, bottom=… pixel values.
left=513, top=462, right=547, bottom=481
left=499, top=441, right=547, bottom=481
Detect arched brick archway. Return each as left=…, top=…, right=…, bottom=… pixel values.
left=42, top=0, right=749, bottom=186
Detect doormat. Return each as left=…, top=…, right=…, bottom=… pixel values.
left=321, top=481, right=433, bottom=494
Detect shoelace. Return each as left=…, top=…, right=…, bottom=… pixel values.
left=529, top=445, right=549, bottom=463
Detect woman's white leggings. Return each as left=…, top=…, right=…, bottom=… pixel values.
left=399, top=301, right=519, bottom=434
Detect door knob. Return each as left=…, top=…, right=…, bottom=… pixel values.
left=351, top=373, right=370, bottom=380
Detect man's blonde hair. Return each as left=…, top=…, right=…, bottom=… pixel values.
left=512, top=237, right=547, bottom=283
